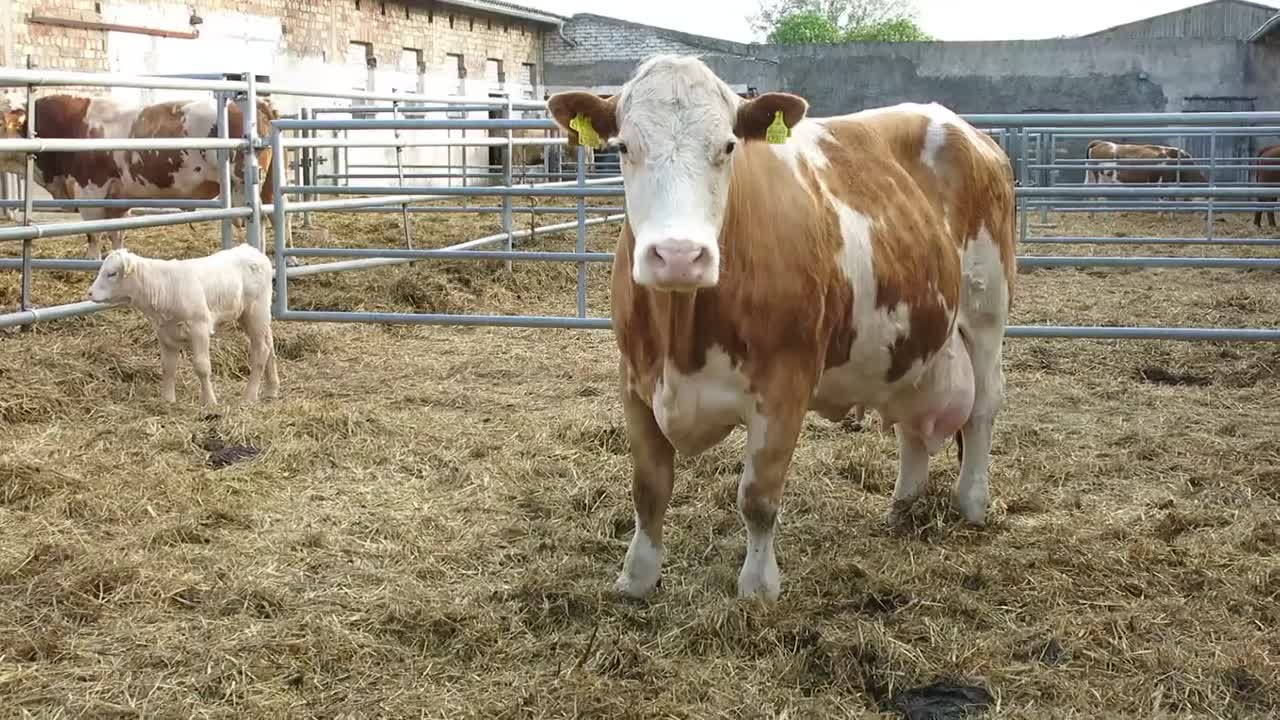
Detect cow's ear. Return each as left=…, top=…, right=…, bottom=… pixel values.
left=120, top=251, right=136, bottom=277
left=735, top=92, right=808, bottom=143
left=546, top=91, right=617, bottom=150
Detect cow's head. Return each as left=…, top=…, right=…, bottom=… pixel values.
left=86, top=248, right=139, bottom=304
left=547, top=55, right=807, bottom=292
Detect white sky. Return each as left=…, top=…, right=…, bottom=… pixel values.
left=519, top=0, right=1279, bottom=43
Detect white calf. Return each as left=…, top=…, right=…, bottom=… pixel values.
left=86, top=243, right=280, bottom=405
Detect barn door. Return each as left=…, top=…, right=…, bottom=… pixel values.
left=1181, top=96, right=1257, bottom=184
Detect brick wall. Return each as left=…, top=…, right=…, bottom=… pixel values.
left=3, top=0, right=546, bottom=99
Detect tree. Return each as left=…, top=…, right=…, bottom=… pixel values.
left=767, top=12, right=841, bottom=44
left=750, top=0, right=935, bottom=43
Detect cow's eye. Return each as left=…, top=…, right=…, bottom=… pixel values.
left=616, top=142, right=629, bottom=155
left=725, top=140, right=736, bottom=155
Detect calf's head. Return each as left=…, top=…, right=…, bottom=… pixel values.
left=547, top=55, right=807, bottom=292
left=87, top=249, right=139, bottom=303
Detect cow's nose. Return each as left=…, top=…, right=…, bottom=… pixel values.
left=643, top=239, right=715, bottom=289
left=648, top=240, right=706, bottom=269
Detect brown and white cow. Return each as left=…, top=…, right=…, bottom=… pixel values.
left=1252, top=144, right=1280, bottom=229
left=546, top=55, right=1016, bottom=602
left=0, top=93, right=290, bottom=260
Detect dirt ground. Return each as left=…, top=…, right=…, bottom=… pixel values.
left=1, top=206, right=1278, bottom=719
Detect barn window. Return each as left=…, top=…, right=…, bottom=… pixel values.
left=485, top=58, right=504, bottom=93
left=347, top=41, right=375, bottom=118
left=446, top=52, right=465, bottom=96
left=519, top=62, right=537, bottom=100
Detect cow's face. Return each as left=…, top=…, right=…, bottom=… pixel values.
left=547, top=55, right=807, bottom=292
left=0, top=108, right=27, bottom=175
left=87, top=249, right=137, bottom=303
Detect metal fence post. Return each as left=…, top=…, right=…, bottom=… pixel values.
left=1207, top=131, right=1217, bottom=241
left=215, top=88, right=233, bottom=249
left=576, top=142, right=587, bottom=318
left=19, top=59, right=36, bottom=332
left=271, top=126, right=289, bottom=318
left=502, top=94, right=514, bottom=273
left=241, top=71, right=262, bottom=251
left=391, top=99, right=413, bottom=250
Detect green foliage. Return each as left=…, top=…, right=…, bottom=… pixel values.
left=843, top=17, right=933, bottom=42
left=767, top=12, right=842, bottom=44
left=751, top=0, right=935, bottom=44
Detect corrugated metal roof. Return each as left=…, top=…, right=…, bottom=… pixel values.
left=1083, top=0, right=1279, bottom=40
left=431, top=0, right=566, bottom=25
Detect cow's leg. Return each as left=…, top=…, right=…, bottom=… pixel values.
left=737, top=399, right=806, bottom=602
left=616, top=371, right=675, bottom=599
left=886, top=426, right=932, bottom=526
left=954, top=323, right=1006, bottom=526
left=85, top=233, right=103, bottom=260
left=953, top=237, right=1011, bottom=527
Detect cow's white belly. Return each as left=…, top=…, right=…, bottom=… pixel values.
left=651, top=347, right=753, bottom=457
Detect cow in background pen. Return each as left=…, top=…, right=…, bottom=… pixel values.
left=0, top=92, right=293, bottom=262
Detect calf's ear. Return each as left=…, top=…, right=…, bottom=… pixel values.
left=734, top=92, right=809, bottom=142
left=546, top=91, right=618, bottom=150
left=121, top=253, right=136, bottom=277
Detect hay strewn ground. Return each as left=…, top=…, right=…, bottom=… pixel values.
left=1, top=206, right=1279, bottom=718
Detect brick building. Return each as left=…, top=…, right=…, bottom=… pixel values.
left=0, top=0, right=561, bottom=104
left=0, top=0, right=565, bottom=188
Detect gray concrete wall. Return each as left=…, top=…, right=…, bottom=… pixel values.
left=546, top=15, right=1272, bottom=115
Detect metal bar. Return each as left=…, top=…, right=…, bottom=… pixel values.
left=271, top=128, right=288, bottom=318
left=215, top=90, right=234, bottom=250
left=1018, top=186, right=1268, bottom=198
left=19, top=69, right=35, bottom=328
left=961, top=111, right=1280, bottom=126
left=300, top=107, right=312, bottom=227
left=284, top=185, right=623, bottom=197
left=1022, top=236, right=1280, bottom=246
left=0, top=198, right=223, bottom=209
left=391, top=101, right=413, bottom=251
left=1208, top=131, right=1217, bottom=241
left=502, top=96, right=514, bottom=274
left=242, top=71, right=262, bottom=251
left=1004, top=326, right=1280, bottom=341
left=0, top=68, right=247, bottom=91
left=276, top=308, right=612, bottom=329
left=272, top=118, right=557, bottom=131
left=0, top=300, right=119, bottom=329
left=0, top=137, right=247, bottom=152
left=0, top=207, right=251, bottom=242
left=283, top=214, right=626, bottom=278
left=284, top=136, right=565, bottom=149
left=576, top=143, right=588, bottom=318
left=285, top=248, right=613, bottom=262
left=27, top=15, right=199, bottom=39
left=1019, top=256, right=1280, bottom=269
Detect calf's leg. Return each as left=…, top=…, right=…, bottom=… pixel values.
left=188, top=324, right=218, bottom=406
left=158, top=337, right=181, bottom=403
left=616, top=369, right=676, bottom=600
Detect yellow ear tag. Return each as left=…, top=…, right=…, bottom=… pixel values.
left=569, top=113, right=601, bottom=149
left=765, top=110, right=789, bottom=145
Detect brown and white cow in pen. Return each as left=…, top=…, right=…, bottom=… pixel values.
left=0, top=93, right=290, bottom=260
left=1084, top=139, right=1209, bottom=213
left=546, top=55, right=1016, bottom=601
left=1253, top=144, right=1280, bottom=229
